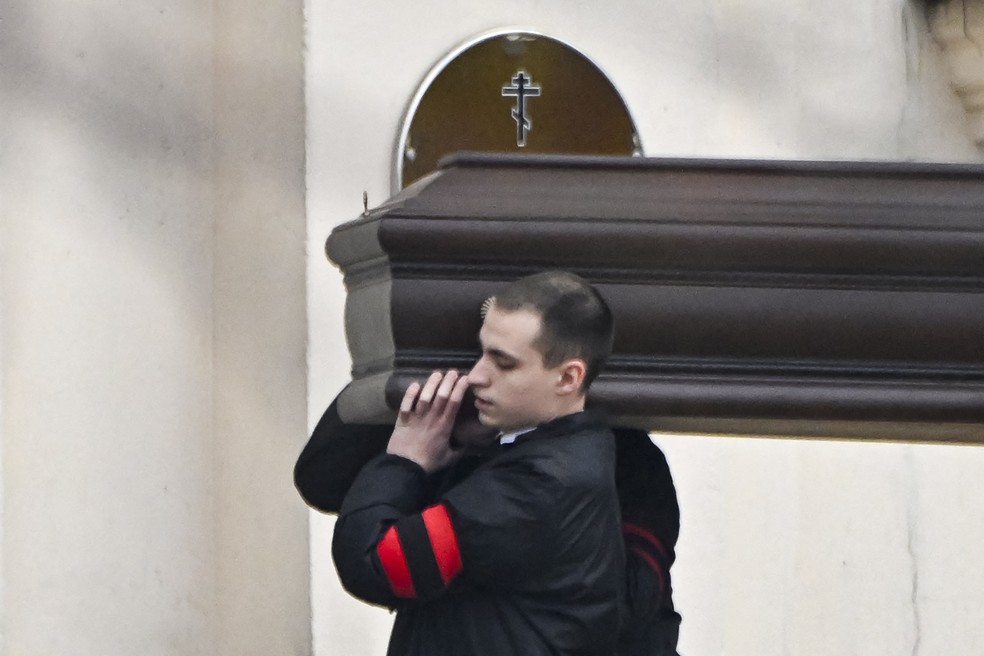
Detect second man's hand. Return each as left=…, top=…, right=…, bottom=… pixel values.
left=387, top=370, right=471, bottom=473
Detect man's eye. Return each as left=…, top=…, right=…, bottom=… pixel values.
left=494, top=359, right=516, bottom=370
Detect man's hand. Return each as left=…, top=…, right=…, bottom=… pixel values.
left=387, top=370, right=471, bottom=473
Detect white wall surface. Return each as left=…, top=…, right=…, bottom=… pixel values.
left=306, top=1, right=983, bottom=655
left=0, top=1, right=309, bottom=654
left=2, top=2, right=218, bottom=652
left=212, top=1, right=310, bottom=654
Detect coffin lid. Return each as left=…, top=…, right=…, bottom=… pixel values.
left=327, top=153, right=984, bottom=442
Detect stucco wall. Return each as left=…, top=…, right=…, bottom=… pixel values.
left=306, top=1, right=983, bottom=655
left=1, top=2, right=217, bottom=652
left=0, top=1, right=309, bottom=654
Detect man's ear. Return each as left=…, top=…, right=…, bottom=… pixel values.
left=556, top=359, right=587, bottom=395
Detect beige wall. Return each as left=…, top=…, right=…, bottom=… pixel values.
left=0, top=1, right=308, bottom=654
left=306, top=1, right=983, bottom=655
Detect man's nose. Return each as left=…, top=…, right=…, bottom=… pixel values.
left=468, top=357, right=488, bottom=386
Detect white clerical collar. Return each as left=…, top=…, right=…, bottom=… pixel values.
left=499, top=427, right=535, bottom=445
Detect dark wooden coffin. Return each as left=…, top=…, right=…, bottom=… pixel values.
left=326, top=153, right=984, bottom=442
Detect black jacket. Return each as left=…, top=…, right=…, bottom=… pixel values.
left=615, top=431, right=682, bottom=655
left=331, top=411, right=625, bottom=656
left=295, top=393, right=682, bottom=656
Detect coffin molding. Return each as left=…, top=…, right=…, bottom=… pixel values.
left=326, top=153, right=984, bottom=442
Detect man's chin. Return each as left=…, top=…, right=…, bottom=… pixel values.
left=476, top=411, right=497, bottom=428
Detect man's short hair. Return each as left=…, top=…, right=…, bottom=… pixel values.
left=493, top=271, right=614, bottom=390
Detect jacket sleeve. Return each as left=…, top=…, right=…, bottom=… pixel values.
left=331, top=453, right=557, bottom=607
left=293, top=391, right=391, bottom=513
left=614, top=428, right=680, bottom=622
left=439, top=456, right=560, bottom=588
left=331, top=454, right=454, bottom=607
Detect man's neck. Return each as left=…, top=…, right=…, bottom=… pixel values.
left=498, top=399, right=588, bottom=444
left=554, top=396, right=586, bottom=420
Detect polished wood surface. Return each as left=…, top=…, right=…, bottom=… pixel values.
left=326, top=153, right=984, bottom=441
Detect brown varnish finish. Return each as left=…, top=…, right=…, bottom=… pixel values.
left=327, top=153, right=984, bottom=442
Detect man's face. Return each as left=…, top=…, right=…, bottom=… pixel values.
left=467, top=306, right=563, bottom=432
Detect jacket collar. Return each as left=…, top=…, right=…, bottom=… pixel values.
left=506, top=409, right=607, bottom=447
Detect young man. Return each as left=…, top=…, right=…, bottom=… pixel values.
left=296, top=410, right=683, bottom=655
left=330, top=271, right=624, bottom=656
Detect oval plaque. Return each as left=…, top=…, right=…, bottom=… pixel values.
left=395, top=30, right=642, bottom=190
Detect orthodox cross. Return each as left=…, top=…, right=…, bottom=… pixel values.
left=501, top=70, right=541, bottom=147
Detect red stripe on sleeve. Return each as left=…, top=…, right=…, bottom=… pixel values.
left=629, top=545, right=666, bottom=595
left=377, top=525, right=416, bottom=598
left=421, top=504, right=463, bottom=585
left=623, top=521, right=669, bottom=560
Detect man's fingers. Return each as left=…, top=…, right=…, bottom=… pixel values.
left=401, top=370, right=466, bottom=422
left=416, top=371, right=444, bottom=411
left=398, top=381, right=422, bottom=421
left=448, top=374, right=470, bottom=406
left=431, top=370, right=459, bottom=413
left=438, top=374, right=470, bottom=422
